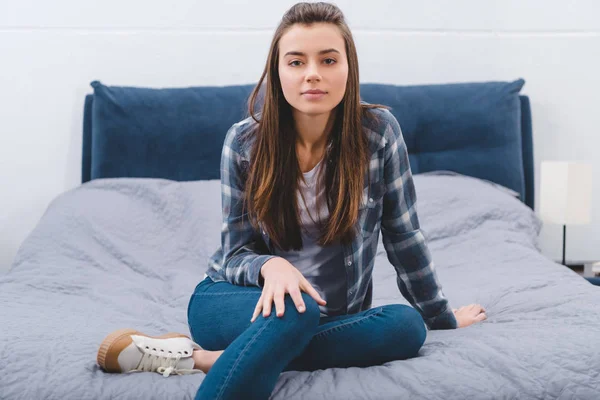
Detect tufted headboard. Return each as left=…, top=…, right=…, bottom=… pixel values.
left=82, top=79, right=534, bottom=209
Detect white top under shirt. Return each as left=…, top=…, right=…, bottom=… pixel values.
left=270, top=158, right=347, bottom=317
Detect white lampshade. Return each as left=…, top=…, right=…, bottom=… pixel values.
left=539, top=161, right=593, bottom=225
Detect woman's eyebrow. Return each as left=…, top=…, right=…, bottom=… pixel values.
left=283, top=48, right=340, bottom=57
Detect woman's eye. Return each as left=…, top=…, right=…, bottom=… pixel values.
left=289, top=60, right=303, bottom=67
left=324, top=58, right=336, bottom=65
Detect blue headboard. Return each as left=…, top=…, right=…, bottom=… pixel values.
left=82, top=79, right=534, bottom=209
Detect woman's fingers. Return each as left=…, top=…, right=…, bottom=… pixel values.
left=300, top=279, right=327, bottom=305
left=471, top=304, right=486, bottom=312
left=274, top=288, right=285, bottom=317
left=464, top=304, right=486, bottom=314
left=250, top=294, right=263, bottom=323
left=475, top=312, right=487, bottom=322
left=263, top=290, right=274, bottom=318
left=252, top=275, right=327, bottom=323
left=288, top=287, right=306, bottom=313
left=251, top=286, right=307, bottom=322
left=453, top=304, right=488, bottom=328
left=470, top=304, right=486, bottom=314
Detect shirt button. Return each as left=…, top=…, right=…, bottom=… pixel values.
left=369, top=198, right=373, bottom=203
left=347, top=261, right=352, bottom=266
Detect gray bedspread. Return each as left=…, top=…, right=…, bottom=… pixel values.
left=1, top=174, right=599, bottom=400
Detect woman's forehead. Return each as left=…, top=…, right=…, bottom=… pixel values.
left=279, top=23, right=345, bottom=55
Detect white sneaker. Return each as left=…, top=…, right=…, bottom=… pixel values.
left=97, top=328, right=205, bottom=377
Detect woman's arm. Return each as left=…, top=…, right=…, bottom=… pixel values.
left=379, top=110, right=458, bottom=330
left=208, top=122, right=278, bottom=287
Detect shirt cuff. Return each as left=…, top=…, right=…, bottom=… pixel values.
left=424, top=306, right=458, bottom=330
left=249, top=255, right=278, bottom=287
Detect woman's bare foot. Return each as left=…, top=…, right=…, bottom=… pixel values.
left=192, top=349, right=225, bottom=373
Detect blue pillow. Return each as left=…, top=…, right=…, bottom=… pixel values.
left=361, top=79, right=526, bottom=200
left=89, top=80, right=255, bottom=181
left=87, top=79, right=526, bottom=202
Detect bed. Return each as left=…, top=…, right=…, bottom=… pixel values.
left=1, top=79, right=599, bottom=400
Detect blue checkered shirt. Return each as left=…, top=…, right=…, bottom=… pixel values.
left=205, top=107, right=458, bottom=330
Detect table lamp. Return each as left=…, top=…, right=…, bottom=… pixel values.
left=539, top=161, right=593, bottom=265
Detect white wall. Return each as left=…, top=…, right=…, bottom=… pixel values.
left=1, top=0, right=599, bottom=273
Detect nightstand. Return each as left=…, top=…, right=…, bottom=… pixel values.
left=561, top=261, right=600, bottom=276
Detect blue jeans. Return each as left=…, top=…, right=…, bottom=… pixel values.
left=187, top=276, right=427, bottom=400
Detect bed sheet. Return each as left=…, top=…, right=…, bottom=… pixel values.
left=1, top=174, right=598, bottom=399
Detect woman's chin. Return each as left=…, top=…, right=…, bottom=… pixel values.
left=291, top=103, right=336, bottom=117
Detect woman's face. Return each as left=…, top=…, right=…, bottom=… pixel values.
left=278, top=23, right=349, bottom=117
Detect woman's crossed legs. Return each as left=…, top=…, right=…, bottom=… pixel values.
left=187, top=277, right=427, bottom=400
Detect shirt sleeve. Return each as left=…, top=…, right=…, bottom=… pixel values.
left=379, top=110, right=458, bottom=330
left=210, top=122, right=278, bottom=287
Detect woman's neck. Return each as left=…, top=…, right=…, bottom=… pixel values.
left=293, top=109, right=336, bottom=150
left=292, top=108, right=337, bottom=173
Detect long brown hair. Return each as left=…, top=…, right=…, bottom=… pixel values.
left=242, top=2, right=388, bottom=251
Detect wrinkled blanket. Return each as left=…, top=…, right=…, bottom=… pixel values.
left=1, top=174, right=598, bottom=400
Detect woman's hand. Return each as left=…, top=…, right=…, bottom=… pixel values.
left=453, top=304, right=487, bottom=328
left=250, top=257, right=327, bottom=323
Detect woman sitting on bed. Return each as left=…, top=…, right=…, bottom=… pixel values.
left=96, top=2, right=487, bottom=399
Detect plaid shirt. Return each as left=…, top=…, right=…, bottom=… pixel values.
left=205, top=107, right=458, bottom=330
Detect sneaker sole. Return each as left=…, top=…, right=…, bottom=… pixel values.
left=97, top=328, right=190, bottom=373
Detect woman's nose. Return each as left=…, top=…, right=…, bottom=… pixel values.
left=305, top=63, right=321, bottom=82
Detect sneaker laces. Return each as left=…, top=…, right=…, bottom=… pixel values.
left=130, top=351, right=204, bottom=378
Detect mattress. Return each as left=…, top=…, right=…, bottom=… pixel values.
left=1, top=173, right=598, bottom=399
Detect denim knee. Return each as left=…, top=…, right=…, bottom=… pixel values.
left=283, top=292, right=320, bottom=325
left=273, top=292, right=320, bottom=343
left=385, top=304, right=427, bottom=357
left=408, top=308, right=427, bottom=351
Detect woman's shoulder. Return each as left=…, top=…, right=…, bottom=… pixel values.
left=360, top=103, right=398, bottom=151
left=361, top=102, right=397, bottom=128
left=224, top=115, right=260, bottom=159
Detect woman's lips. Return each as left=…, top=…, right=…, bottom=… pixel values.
left=302, top=92, right=327, bottom=100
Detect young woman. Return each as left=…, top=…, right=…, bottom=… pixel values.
left=96, top=2, right=487, bottom=399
